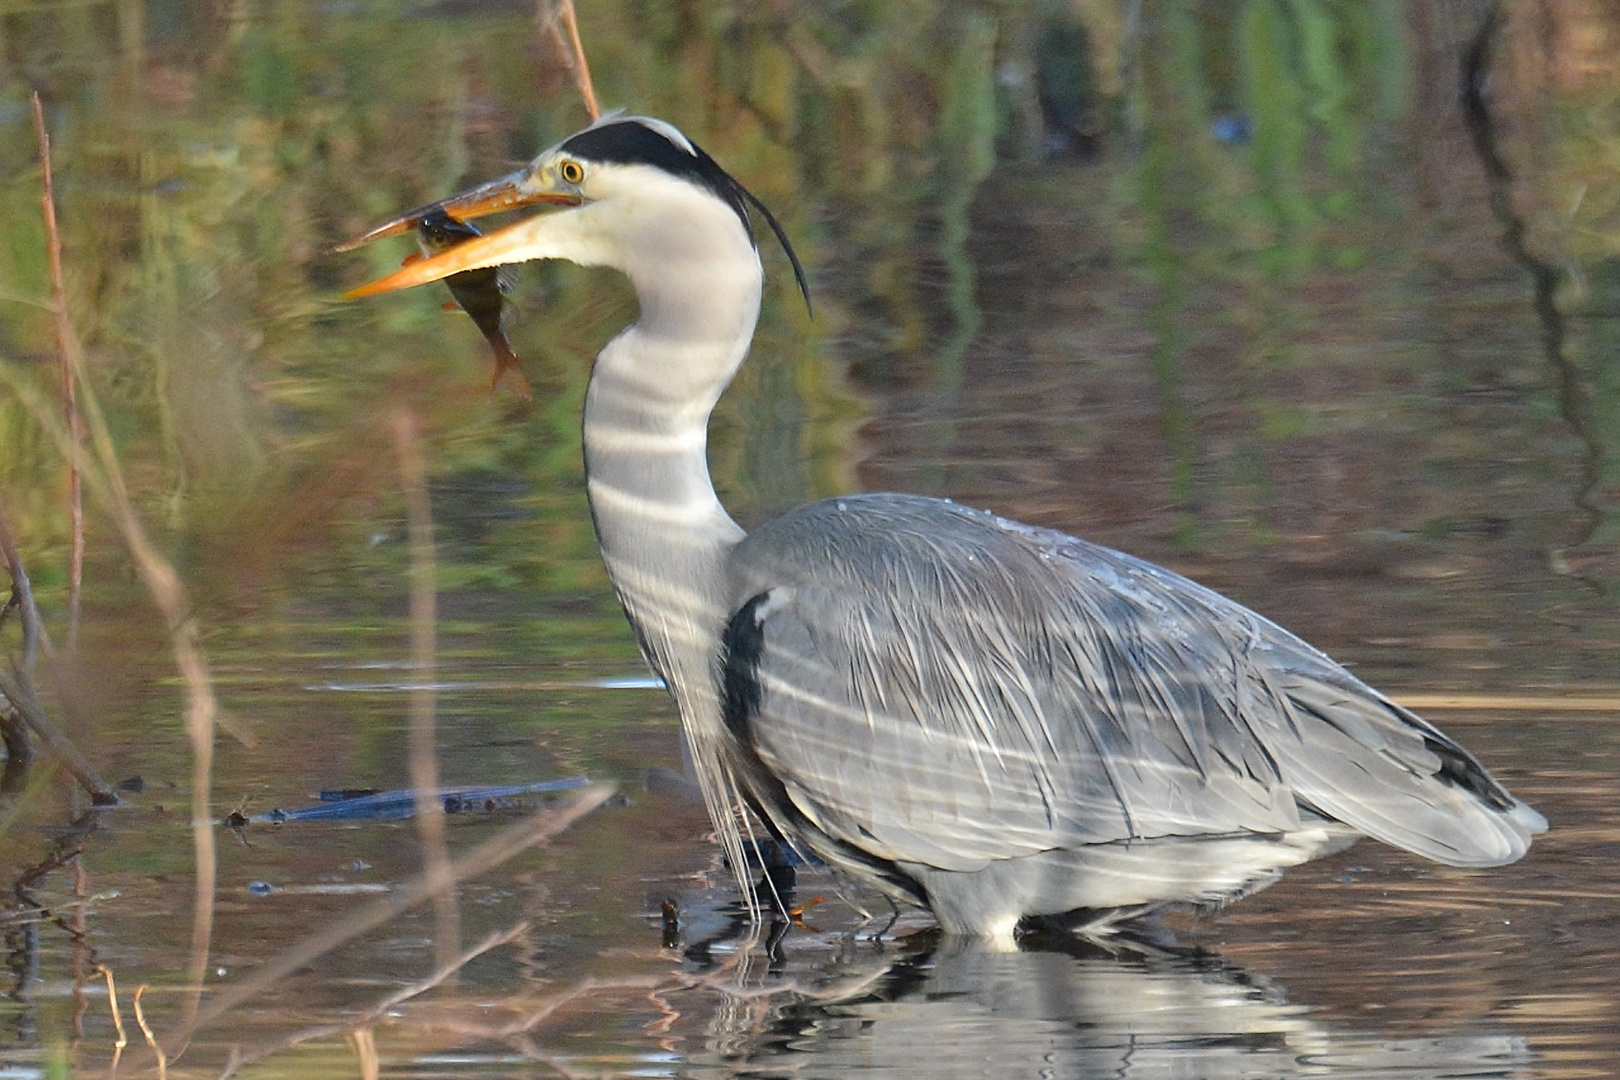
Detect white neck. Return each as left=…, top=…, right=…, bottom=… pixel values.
left=578, top=171, right=764, bottom=698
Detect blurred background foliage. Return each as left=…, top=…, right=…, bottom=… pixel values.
left=0, top=0, right=1616, bottom=642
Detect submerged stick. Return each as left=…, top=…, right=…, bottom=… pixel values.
left=29, top=92, right=84, bottom=649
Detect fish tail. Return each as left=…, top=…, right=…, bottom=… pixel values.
left=485, top=332, right=533, bottom=399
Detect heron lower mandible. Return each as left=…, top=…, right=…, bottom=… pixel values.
left=342, top=115, right=1545, bottom=942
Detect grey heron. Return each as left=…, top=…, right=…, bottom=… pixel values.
left=342, top=115, right=1546, bottom=942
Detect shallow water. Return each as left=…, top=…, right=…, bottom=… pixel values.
left=3, top=2, right=1620, bottom=1077
left=5, top=629, right=1615, bottom=1078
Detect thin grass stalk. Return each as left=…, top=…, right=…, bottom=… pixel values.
left=72, top=348, right=221, bottom=1039
left=349, top=1026, right=380, bottom=1080
left=29, top=93, right=84, bottom=650
left=541, top=0, right=600, bottom=121
left=24, top=119, right=223, bottom=1034
left=71, top=852, right=91, bottom=1039
left=392, top=405, right=461, bottom=972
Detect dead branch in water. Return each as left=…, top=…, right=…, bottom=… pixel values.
left=0, top=510, right=114, bottom=800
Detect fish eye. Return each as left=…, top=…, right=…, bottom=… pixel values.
left=558, top=159, right=585, bottom=185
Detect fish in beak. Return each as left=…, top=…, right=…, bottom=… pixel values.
left=337, top=168, right=581, bottom=298
left=409, top=211, right=532, bottom=398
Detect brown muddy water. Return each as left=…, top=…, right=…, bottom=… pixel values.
left=3, top=2, right=1620, bottom=1077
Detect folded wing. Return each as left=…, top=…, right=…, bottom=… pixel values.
left=725, top=494, right=1543, bottom=875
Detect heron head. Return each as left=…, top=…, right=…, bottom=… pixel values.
left=340, top=115, right=808, bottom=309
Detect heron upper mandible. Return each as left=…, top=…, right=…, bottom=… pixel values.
left=342, top=115, right=1545, bottom=942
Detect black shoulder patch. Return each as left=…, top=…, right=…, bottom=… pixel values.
left=558, top=119, right=812, bottom=314
left=720, top=592, right=772, bottom=745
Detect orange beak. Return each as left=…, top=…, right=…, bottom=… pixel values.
left=337, top=169, right=582, bottom=298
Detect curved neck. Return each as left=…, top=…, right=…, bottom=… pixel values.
left=582, top=234, right=762, bottom=691
left=567, top=160, right=788, bottom=915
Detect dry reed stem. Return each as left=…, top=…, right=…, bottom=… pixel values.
left=21, top=141, right=227, bottom=1040
left=348, top=1026, right=380, bottom=1080
left=178, top=783, right=614, bottom=1045
left=101, top=966, right=128, bottom=1050
left=497, top=1037, right=595, bottom=1080
left=419, top=944, right=892, bottom=1046
left=391, top=406, right=461, bottom=971
left=541, top=0, right=599, bottom=121
left=133, top=985, right=167, bottom=1080
left=398, top=975, right=673, bottom=1077
left=494, top=975, right=668, bottom=1037
left=28, top=92, right=84, bottom=650
left=26, top=89, right=233, bottom=1042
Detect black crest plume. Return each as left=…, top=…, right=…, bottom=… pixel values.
left=559, top=119, right=812, bottom=315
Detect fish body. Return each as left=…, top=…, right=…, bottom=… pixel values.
left=414, top=210, right=532, bottom=397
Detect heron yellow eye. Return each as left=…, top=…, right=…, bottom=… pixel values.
left=559, top=159, right=585, bottom=185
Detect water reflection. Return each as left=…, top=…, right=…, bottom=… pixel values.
left=676, top=934, right=1532, bottom=1080
left=0, top=699, right=1609, bottom=1077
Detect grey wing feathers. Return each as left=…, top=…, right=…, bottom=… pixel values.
left=726, top=494, right=1543, bottom=873
left=1250, top=663, right=1543, bottom=865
